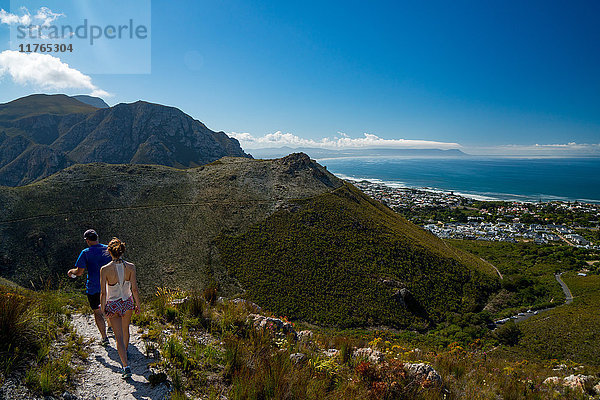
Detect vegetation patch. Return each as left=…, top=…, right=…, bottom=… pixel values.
left=137, top=286, right=600, bottom=399
left=448, top=240, right=597, bottom=314
left=513, top=273, right=600, bottom=366
left=0, top=282, right=88, bottom=396
left=218, top=183, right=499, bottom=329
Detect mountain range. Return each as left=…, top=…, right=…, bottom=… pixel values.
left=0, top=94, right=250, bottom=186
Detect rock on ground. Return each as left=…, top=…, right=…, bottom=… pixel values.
left=543, top=376, right=562, bottom=385
left=404, top=363, right=443, bottom=387
left=297, top=330, right=313, bottom=342
left=323, top=349, right=339, bottom=358
left=289, top=353, right=307, bottom=365
left=0, top=378, right=42, bottom=400
left=544, top=374, right=596, bottom=393
left=353, top=347, right=384, bottom=363
left=563, top=374, right=595, bottom=392
left=247, top=314, right=296, bottom=336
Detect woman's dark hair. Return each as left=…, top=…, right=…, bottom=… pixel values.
left=107, top=237, right=126, bottom=259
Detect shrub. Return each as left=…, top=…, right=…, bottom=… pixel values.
left=203, top=286, right=218, bottom=306
left=218, top=303, right=250, bottom=337
left=218, top=184, right=498, bottom=329
left=154, top=286, right=185, bottom=317
left=494, top=321, right=523, bottom=346
left=0, top=291, right=43, bottom=372
left=184, top=290, right=205, bottom=317
left=170, top=368, right=184, bottom=394
left=163, top=335, right=186, bottom=365
left=164, top=307, right=179, bottom=323
left=201, top=343, right=224, bottom=367
left=339, top=341, right=352, bottom=365
left=25, top=354, right=73, bottom=395
left=132, top=310, right=153, bottom=327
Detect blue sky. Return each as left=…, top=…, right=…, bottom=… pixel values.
left=0, top=0, right=599, bottom=155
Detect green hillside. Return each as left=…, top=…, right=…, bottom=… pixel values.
left=512, top=273, right=600, bottom=365
left=447, top=239, right=596, bottom=316
left=0, top=154, right=499, bottom=328
left=218, top=183, right=499, bottom=329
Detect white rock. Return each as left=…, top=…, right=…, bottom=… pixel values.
left=289, top=353, right=306, bottom=364
left=353, top=347, right=384, bottom=363
left=543, top=376, right=561, bottom=385
left=552, top=363, right=568, bottom=371
left=404, top=363, right=443, bottom=387
left=298, top=330, right=313, bottom=341
left=247, top=314, right=296, bottom=336
left=563, top=374, right=594, bottom=392
left=323, top=349, right=339, bottom=358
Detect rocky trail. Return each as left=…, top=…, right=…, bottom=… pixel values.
left=71, top=314, right=170, bottom=400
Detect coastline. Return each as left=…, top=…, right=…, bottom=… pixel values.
left=332, top=173, right=498, bottom=202
left=318, top=157, right=600, bottom=205
left=332, top=173, right=600, bottom=205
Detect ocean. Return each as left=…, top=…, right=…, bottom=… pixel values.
left=317, top=157, right=600, bottom=203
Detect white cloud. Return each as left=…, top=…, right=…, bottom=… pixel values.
left=0, top=6, right=63, bottom=26
left=467, top=142, right=600, bottom=156
left=0, top=7, right=31, bottom=25
left=229, top=130, right=461, bottom=150
left=33, top=7, right=64, bottom=26
left=0, top=50, right=110, bottom=97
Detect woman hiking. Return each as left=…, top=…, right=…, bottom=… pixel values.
left=100, top=237, right=141, bottom=378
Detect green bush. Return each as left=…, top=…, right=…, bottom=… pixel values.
left=515, top=274, right=600, bottom=365
left=494, top=321, right=522, bottom=346
left=450, top=240, right=597, bottom=312
left=0, top=290, right=43, bottom=372
left=164, top=307, right=179, bottom=323
left=163, top=335, right=186, bottom=365
left=25, top=353, right=73, bottom=395
left=184, top=291, right=205, bottom=317
left=203, top=286, right=218, bottom=306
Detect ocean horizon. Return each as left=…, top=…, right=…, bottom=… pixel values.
left=317, top=156, right=600, bottom=204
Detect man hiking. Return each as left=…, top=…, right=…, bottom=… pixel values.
left=68, top=229, right=112, bottom=346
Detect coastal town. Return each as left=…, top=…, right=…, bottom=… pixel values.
left=349, top=179, right=600, bottom=250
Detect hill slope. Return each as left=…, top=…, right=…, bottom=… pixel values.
left=218, top=183, right=498, bottom=328
left=0, top=153, right=498, bottom=327
left=0, top=95, right=250, bottom=186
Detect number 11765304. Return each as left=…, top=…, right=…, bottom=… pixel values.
left=19, top=43, right=73, bottom=53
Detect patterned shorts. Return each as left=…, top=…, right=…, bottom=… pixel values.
left=105, top=296, right=135, bottom=317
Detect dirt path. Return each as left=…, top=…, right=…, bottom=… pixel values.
left=480, top=257, right=503, bottom=279
left=554, top=273, right=573, bottom=305
left=71, top=314, right=171, bottom=400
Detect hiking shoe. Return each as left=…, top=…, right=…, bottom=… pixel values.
left=100, top=337, right=110, bottom=347
left=122, top=366, right=132, bottom=379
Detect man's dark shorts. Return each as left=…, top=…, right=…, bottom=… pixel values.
left=87, top=292, right=101, bottom=310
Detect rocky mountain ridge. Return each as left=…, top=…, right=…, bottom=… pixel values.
left=0, top=94, right=250, bottom=186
